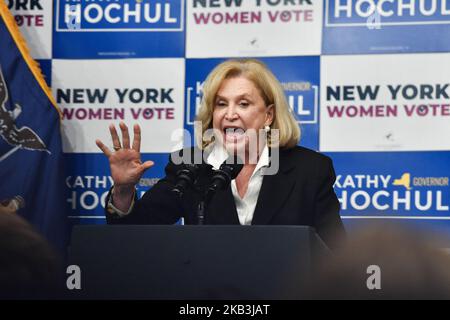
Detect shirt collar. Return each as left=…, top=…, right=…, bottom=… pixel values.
left=206, top=144, right=229, bottom=170
left=206, top=143, right=270, bottom=175
left=254, top=144, right=270, bottom=176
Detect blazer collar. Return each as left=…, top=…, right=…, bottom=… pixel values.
left=206, top=147, right=297, bottom=225
left=251, top=147, right=297, bottom=225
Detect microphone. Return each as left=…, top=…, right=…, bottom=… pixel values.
left=197, top=156, right=243, bottom=225
left=207, top=156, right=244, bottom=197
left=172, top=164, right=211, bottom=198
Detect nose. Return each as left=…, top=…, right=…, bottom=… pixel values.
left=224, top=105, right=238, bottom=121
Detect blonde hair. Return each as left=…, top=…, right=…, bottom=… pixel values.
left=195, top=59, right=300, bottom=149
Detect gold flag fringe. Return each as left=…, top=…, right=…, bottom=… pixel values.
left=0, top=2, right=62, bottom=119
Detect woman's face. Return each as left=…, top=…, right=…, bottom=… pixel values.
left=212, top=76, right=273, bottom=157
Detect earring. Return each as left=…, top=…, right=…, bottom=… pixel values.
left=264, top=125, right=270, bottom=133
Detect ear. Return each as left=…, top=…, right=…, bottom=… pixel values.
left=265, top=104, right=274, bottom=126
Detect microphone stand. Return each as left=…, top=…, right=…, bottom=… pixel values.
left=197, top=201, right=205, bottom=225
left=196, top=189, right=214, bottom=225
left=196, top=158, right=243, bottom=225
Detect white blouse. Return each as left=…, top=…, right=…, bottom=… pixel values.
left=206, top=145, right=269, bottom=225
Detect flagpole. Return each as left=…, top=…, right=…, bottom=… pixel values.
left=0, top=145, right=20, bottom=162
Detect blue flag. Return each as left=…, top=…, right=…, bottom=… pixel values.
left=0, top=4, right=68, bottom=253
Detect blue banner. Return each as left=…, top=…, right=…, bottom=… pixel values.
left=65, top=153, right=169, bottom=224
left=53, top=0, right=185, bottom=58
left=329, top=151, right=450, bottom=218
left=323, top=0, right=450, bottom=54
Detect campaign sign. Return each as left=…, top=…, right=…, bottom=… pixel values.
left=323, top=0, right=450, bottom=54
left=65, top=153, right=169, bottom=223
left=329, top=151, right=450, bottom=219
left=52, top=58, right=185, bottom=153
left=53, top=0, right=185, bottom=58
left=185, top=57, right=320, bottom=150
left=6, top=0, right=52, bottom=59
left=186, top=0, right=323, bottom=58
left=320, top=53, right=450, bottom=152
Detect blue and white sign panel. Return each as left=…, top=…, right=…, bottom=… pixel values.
left=52, top=58, right=185, bottom=153
left=64, top=153, right=169, bottom=221
left=320, top=53, right=450, bottom=152
left=323, top=0, right=450, bottom=54
left=330, top=152, right=450, bottom=219
left=7, top=0, right=53, bottom=59
left=53, top=0, right=185, bottom=58
left=186, top=57, right=320, bottom=150
left=186, top=0, right=323, bottom=58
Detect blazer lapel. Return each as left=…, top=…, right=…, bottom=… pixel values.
left=206, top=187, right=240, bottom=224
left=203, top=148, right=297, bottom=225
left=251, top=148, right=297, bottom=225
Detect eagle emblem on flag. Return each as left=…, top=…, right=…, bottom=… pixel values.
left=0, top=66, right=50, bottom=162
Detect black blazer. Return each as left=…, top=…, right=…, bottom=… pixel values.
left=106, top=146, right=345, bottom=249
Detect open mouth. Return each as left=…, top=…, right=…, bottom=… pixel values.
left=223, top=127, right=246, bottom=141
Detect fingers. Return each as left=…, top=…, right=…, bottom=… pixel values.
left=108, top=122, right=139, bottom=151
left=96, top=139, right=112, bottom=157
left=132, top=124, right=141, bottom=152
left=141, top=160, right=154, bottom=172
left=119, top=122, right=131, bottom=149
left=109, top=124, right=121, bottom=149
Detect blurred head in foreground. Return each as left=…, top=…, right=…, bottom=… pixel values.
left=310, top=224, right=450, bottom=300
left=0, top=212, right=62, bottom=299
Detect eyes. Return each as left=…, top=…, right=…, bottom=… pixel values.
left=215, top=99, right=250, bottom=108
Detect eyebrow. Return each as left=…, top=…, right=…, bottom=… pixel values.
left=215, top=93, right=252, bottom=100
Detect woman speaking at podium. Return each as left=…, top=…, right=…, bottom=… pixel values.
left=96, top=59, right=345, bottom=249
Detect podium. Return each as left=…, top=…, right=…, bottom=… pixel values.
left=68, top=225, right=329, bottom=299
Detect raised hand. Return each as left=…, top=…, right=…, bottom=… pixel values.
left=96, top=122, right=154, bottom=191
